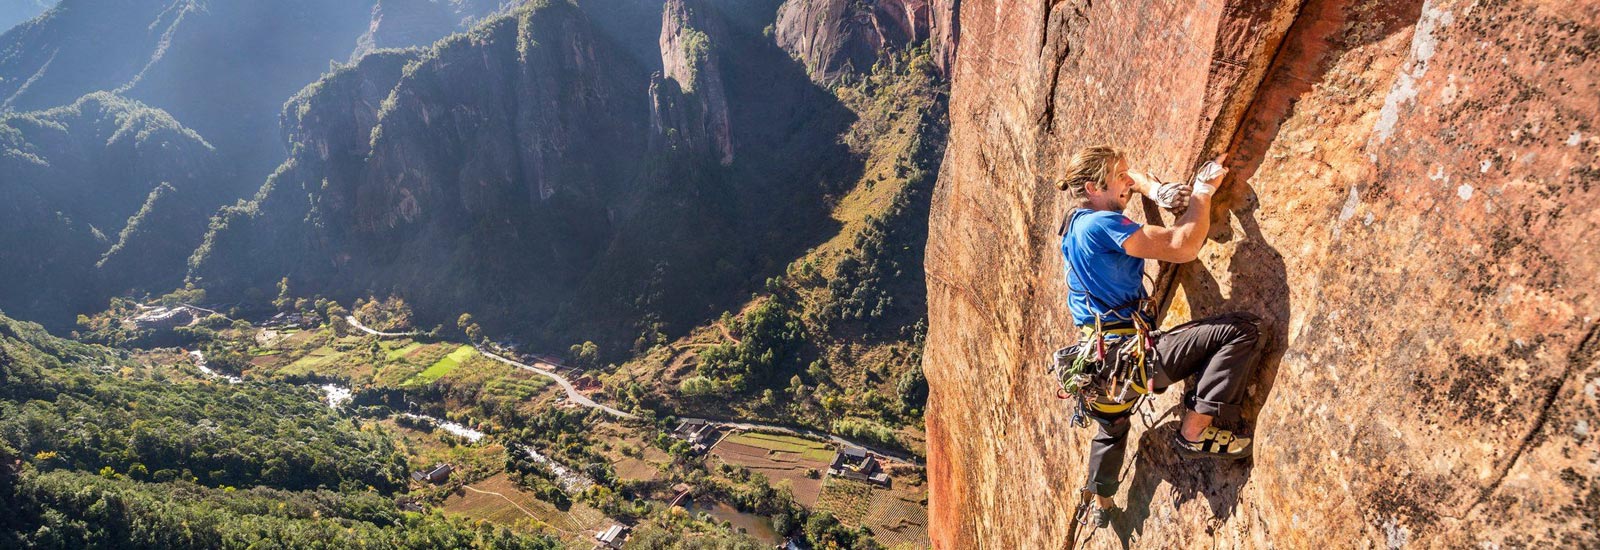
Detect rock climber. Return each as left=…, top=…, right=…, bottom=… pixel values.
left=1053, top=145, right=1265, bottom=528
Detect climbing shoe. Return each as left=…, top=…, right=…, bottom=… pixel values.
left=1077, top=501, right=1115, bottom=528
left=1090, top=504, right=1115, bottom=528
left=1171, top=426, right=1253, bottom=459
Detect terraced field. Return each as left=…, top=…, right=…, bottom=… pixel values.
left=712, top=432, right=831, bottom=505
left=408, top=345, right=476, bottom=385
left=864, top=488, right=930, bottom=548
left=815, top=478, right=875, bottom=527
left=722, top=432, right=835, bottom=461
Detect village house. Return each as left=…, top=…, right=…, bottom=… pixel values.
left=593, top=524, right=630, bottom=549
left=410, top=463, right=453, bottom=484
left=262, top=311, right=316, bottom=329
left=827, top=446, right=890, bottom=486
left=131, top=305, right=197, bottom=330
left=671, top=418, right=722, bottom=453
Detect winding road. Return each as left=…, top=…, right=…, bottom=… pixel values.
left=345, top=315, right=634, bottom=419
left=479, top=349, right=635, bottom=419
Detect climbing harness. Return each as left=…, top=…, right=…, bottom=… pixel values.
left=1050, top=209, right=1163, bottom=426
left=1050, top=312, right=1162, bottom=424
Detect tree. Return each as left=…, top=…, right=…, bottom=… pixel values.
left=897, top=364, right=928, bottom=412
left=679, top=376, right=716, bottom=397
left=327, top=303, right=350, bottom=336
left=273, top=277, right=292, bottom=312
left=457, top=313, right=482, bottom=343
left=568, top=341, right=599, bottom=370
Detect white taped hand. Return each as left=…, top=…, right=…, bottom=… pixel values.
left=1191, top=160, right=1225, bottom=198
left=1149, top=181, right=1191, bottom=211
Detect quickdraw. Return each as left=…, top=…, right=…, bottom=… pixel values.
left=1048, top=303, right=1161, bottom=424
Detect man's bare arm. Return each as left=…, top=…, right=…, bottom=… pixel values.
left=1123, top=157, right=1226, bottom=263
left=1122, top=194, right=1211, bottom=263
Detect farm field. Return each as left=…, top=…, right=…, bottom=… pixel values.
left=815, top=479, right=875, bottom=527
left=385, top=341, right=423, bottom=360
left=864, top=485, right=930, bottom=549
left=442, top=473, right=613, bottom=543
left=813, top=476, right=930, bottom=549
left=711, top=432, right=831, bottom=506
left=722, top=432, right=835, bottom=462
left=409, top=345, right=477, bottom=385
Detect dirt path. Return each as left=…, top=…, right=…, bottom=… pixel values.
left=460, top=485, right=538, bottom=519
left=714, top=321, right=741, bottom=344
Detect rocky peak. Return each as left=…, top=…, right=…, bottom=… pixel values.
left=652, top=0, right=733, bottom=165
left=351, top=0, right=456, bottom=60
left=774, top=0, right=931, bottom=82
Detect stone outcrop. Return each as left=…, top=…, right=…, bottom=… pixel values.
left=925, top=0, right=1598, bottom=548
left=774, top=0, right=931, bottom=81
left=928, top=0, right=957, bottom=75
left=191, top=4, right=647, bottom=325
left=651, top=0, right=733, bottom=165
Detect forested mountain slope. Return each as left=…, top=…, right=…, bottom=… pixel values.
left=0, top=0, right=517, bottom=329
left=0, top=309, right=559, bottom=549
left=0, top=93, right=221, bottom=329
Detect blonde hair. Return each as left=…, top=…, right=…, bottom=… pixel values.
left=1058, top=145, right=1125, bottom=199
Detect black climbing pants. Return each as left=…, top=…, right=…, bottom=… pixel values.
left=1084, top=312, right=1262, bottom=497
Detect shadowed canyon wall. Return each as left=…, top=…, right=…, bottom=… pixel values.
left=925, top=0, right=1598, bottom=547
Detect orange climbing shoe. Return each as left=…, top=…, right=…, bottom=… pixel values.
left=1172, top=426, right=1253, bottom=459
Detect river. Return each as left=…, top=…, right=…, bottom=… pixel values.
left=187, top=350, right=241, bottom=384
left=522, top=447, right=595, bottom=494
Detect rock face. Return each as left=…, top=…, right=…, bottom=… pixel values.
left=774, top=0, right=930, bottom=81
left=192, top=0, right=858, bottom=350
left=925, top=0, right=1599, bottom=548
left=652, top=0, right=733, bottom=165
left=351, top=0, right=457, bottom=60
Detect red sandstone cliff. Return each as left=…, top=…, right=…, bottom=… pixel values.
left=775, top=0, right=932, bottom=81
left=925, top=0, right=1598, bottom=547
left=652, top=0, right=734, bottom=165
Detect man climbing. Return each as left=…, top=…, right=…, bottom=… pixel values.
left=1053, top=145, right=1264, bottom=528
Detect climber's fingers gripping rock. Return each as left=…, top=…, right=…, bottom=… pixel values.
left=1152, top=181, right=1192, bottom=213
left=1191, top=154, right=1229, bottom=199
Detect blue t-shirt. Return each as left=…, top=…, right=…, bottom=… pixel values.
left=1061, top=209, right=1149, bottom=326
